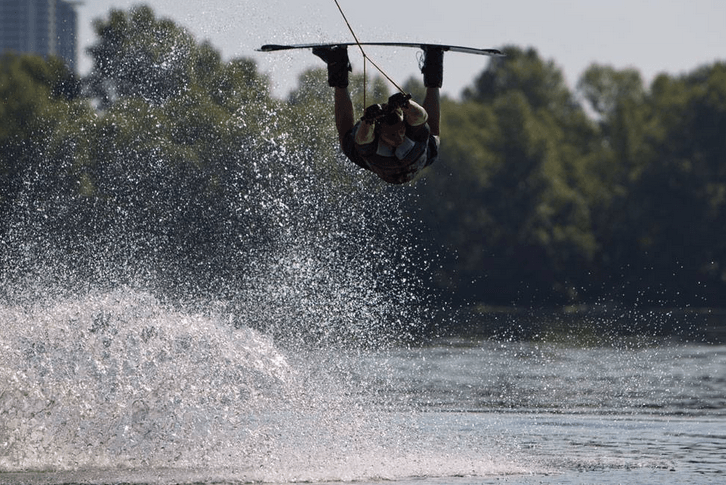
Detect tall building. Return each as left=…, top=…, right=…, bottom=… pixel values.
left=0, top=0, right=80, bottom=71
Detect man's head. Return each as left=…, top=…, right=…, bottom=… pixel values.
left=377, top=105, right=406, bottom=147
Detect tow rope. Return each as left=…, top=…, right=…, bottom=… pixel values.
left=331, top=0, right=406, bottom=109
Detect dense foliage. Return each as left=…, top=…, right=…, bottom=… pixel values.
left=414, top=46, right=726, bottom=307
left=1, top=6, right=724, bottom=310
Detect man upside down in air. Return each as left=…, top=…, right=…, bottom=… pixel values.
left=313, top=45, right=444, bottom=184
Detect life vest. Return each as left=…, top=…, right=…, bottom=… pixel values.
left=353, top=121, right=431, bottom=185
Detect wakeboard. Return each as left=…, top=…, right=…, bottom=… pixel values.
left=257, top=42, right=504, bottom=57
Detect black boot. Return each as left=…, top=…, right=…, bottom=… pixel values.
left=313, top=45, right=352, bottom=88
left=420, top=46, right=444, bottom=88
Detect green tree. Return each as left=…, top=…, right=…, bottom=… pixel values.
left=0, top=53, right=85, bottom=228
left=628, top=63, right=726, bottom=302
left=464, top=46, right=576, bottom=117
left=0, top=5, right=285, bottom=295
left=416, top=46, right=601, bottom=304
left=576, top=64, right=652, bottom=281
left=578, top=62, right=726, bottom=305
left=86, top=5, right=199, bottom=109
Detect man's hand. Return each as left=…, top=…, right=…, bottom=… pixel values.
left=361, top=104, right=385, bottom=123
left=388, top=92, right=412, bottom=110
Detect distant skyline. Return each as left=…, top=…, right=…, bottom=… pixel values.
left=77, top=0, right=726, bottom=99
left=1, top=0, right=79, bottom=70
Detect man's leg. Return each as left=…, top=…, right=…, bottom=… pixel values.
left=422, top=87, right=440, bottom=136
left=420, top=47, right=444, bottom=136
left=335, top=87, right=355, bottom=146
left=313, top=46, right=354, bottom=146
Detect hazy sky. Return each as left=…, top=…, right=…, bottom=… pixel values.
left=77, top=0, right=726, bottom=99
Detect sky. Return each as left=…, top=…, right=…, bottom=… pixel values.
left=76, top=0, right=726, bottom=100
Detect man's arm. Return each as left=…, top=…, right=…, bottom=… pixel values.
left=354, top=119, right=376, bottom=145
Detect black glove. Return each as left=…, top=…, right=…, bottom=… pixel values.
left=387, top=92, right=412, bottom=110
left=361, top=104, right=385, bottom=123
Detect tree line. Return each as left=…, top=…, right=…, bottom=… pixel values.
left=413, top=47, right=726, bottom=307
left=1, top=5, right=724, bottom=312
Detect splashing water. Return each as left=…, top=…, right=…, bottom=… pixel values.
left=0, top=12, right=645, bottom=480
left=0, top=290, right=289, bottom=469
left=0, top=287, right=533, bottom=482
left=0, top=71, right=510, bottom=479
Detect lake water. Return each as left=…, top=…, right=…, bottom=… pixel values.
left=1, top=291, right=724, bottom=484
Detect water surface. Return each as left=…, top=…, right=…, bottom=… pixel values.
left=1, top=294, right=724, bottom=484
